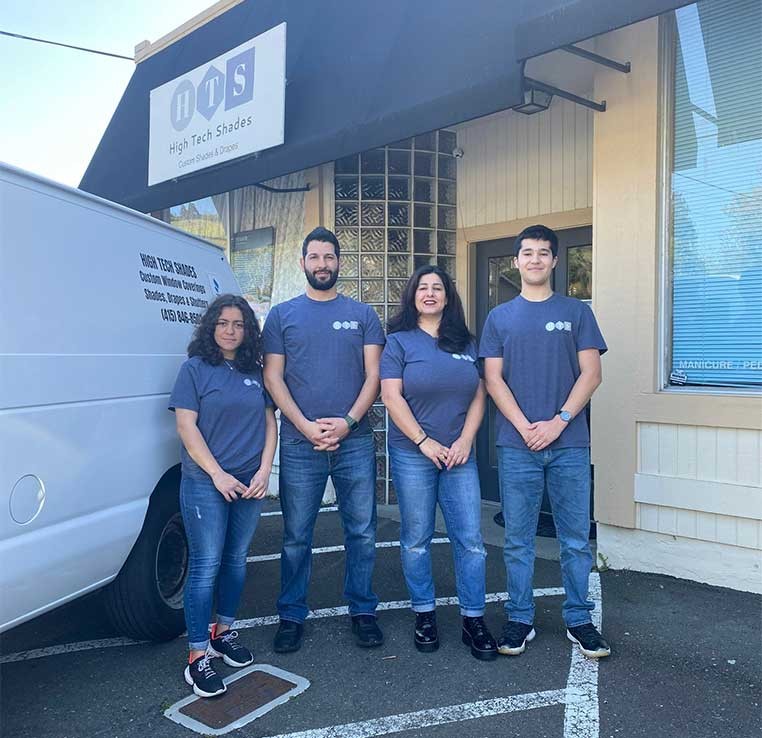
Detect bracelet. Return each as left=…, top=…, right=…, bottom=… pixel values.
left=415, top=434, right=429, bottom=447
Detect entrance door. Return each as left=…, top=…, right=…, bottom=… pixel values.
left=474, top=227, right=594, bottom=535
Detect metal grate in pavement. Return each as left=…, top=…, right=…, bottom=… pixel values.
left=165, top=664, right=310, bottom=735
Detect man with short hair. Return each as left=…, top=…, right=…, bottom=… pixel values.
left=480, top=224, right=611, bottom=659
left=263, top=226, right=385, bottom=653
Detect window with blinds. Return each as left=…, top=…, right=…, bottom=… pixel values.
left=669, top=0, right=762, bottom=389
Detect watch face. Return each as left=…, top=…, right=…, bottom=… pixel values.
left=560, top=411, right=572, bottom=422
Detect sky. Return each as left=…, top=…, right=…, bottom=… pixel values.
left=0, top=0, right=215, bottom=186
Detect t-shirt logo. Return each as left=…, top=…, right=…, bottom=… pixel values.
left=243, top=378, right=261, bottom=388
left=451, top=353, right=476, bottom=362
left=332, top=320, right=359, bottom=330
left=545, top=321, right=572, bottom=332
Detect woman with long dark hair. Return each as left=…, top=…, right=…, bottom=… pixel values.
left=169, top=294, right=277, bottom=697
left=381, top=266, right=497, bottom=660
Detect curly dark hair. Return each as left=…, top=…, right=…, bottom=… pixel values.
left=387, top=265, right=472, bottom=353
left=187, top=294, right=262, bottom=372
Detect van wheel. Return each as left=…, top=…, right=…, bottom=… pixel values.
left=103, top=481, right=188, bottom=642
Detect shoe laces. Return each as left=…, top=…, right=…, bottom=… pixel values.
left=219, top=629, right=240, bottom=646
left=502, top=620, right=529, bottom=640
left=416, top=612, right=436, bottom=631
left=572, top=623, right=600, bottom=640
left=466, top=616, right=488, bottom=637
left=197, top=654, right=216, bottom=678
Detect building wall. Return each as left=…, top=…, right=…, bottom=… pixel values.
left=455, top=101, right=593, bottom=230
left=591, top=18, right=761, bottom=592
left=453, top=17, right=762, bottom=592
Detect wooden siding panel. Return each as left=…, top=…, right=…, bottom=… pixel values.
left=716, top=428, right=738, bottom=483
left=637, top=503, right=660, bottom=532
left=675, top=509, right=698, bottom=539
left=676, top=425, right=698, bottom=478
left=736, top=518, right=760, bottom=549
left=696, top=512, right=717, bottom=543
left=639, top=423, right=660, bottom=474
left=696, top=426, right=718, bottom=481
left=455, top=102, right=593, bottom=230
left=635, top=423, right=762, bottom=550
left=737, top=429, right=761, bottom=487
left=657, top=424, right=678, bottom=476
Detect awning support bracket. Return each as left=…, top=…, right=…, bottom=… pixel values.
left=561, top=44, right=631, bottom=74
left=524, top=76, right=607, bottom=113
left=253, top=182, right=311, bottom=194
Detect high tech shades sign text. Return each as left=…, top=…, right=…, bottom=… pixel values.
left=148, top=22, right=286, bottom=186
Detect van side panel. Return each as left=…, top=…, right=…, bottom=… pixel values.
left=0, top=165, right=239, bottom=631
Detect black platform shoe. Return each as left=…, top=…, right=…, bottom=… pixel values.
left=462, top=616, right=498, bottom=661
left=414, top=611, right=439, bottom=652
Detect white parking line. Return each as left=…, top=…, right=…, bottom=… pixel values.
left=231, top=587, right=565, bottom=629
left=259, top=689, right=567, bottom=738
left=563, top=573, right=602, bottom=737
left=247, top=538, right=450, bottom=563
left=261, top=506, right=338, bottom=517
left=0, top=586, right=565, bottom=664
left=246, top=573, right=604, bottom=738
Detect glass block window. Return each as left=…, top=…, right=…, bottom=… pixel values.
left=334, top=130, right=458, bottom=502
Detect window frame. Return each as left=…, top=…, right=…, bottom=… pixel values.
left=657, top=10, right=762, bottom=397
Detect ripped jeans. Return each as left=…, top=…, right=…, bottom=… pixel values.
left=389, top=447, right=487, bottom=616
left=180, top=474, right=263, bottom=650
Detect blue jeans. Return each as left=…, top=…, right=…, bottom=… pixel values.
left=390, top=448, right=487, bottom=617
left=277, top=432, right=378, bottom=622
left=497, top=446, right=594, bottom=627
left=180, top=475, right=264, bottom=650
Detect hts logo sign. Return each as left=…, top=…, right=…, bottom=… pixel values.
left=170, top=47, right=255, bottom=131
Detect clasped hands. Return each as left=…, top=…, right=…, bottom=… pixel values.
left=420, top=435, right=471, bottom=470
left=302, top=417, right=351, bottom=451
left=520, top=416, right=566, bottom=452
left=211, top=467, right=270, bottom=502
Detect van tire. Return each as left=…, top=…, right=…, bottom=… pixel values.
left=103, top=479, right=188, bottom=642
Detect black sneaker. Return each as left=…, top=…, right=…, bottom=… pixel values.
left=567, top=623, right=611, bottom=659
left=273, top=620, right=304, bottom=653
left=209, top=629, right=254, bottom=667
left=414, top=611, right=439, bottom=653
left=184, top=654, right=227, bottom=698
left=351, top=614, right=384, bottom=648
left=497, top=620, right=536, bottom=656
left=462, top=616, right=497, bottom=661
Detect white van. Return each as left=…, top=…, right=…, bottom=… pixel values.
left=0, top=163, right=240, bottom=640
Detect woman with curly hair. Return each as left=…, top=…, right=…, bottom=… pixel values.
left=169, top=294, right=276, bottom=698
left=380, top=266, right=497, bottom=661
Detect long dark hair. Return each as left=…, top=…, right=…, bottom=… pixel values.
left=387, top=265, right=472, bottom=353
left=187, top=294, right=262, bottom=372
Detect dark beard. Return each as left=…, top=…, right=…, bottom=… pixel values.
left=305, top=267, right=339, bottom=291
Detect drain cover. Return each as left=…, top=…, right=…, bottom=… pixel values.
left=165, top=664, right=310, bottom=735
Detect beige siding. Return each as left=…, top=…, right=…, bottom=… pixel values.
left=636, top=423, right=762, bottom=550
left=455, top=100, right=592, bottom=230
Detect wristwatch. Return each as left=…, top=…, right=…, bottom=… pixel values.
left=557, top=409, right=572, bottom=423
left=344, top=414, right=359, bottom=432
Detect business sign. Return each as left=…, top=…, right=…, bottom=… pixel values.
left=148, top=22, right=286, bottom=186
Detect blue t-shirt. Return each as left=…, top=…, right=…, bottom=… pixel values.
left=262, top=293, right=386, bottom=441
left=169, top=356, right=272, bottom=482
left=479, top=294, right=607, bottom=449
left=380, top=329, right=481, bottom=453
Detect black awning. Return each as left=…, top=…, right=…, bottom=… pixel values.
left=515, top=0, right=695, bottom=60
left=80, top=0, right=524, bottom=213
left=80, top=0, right=689, bottom=213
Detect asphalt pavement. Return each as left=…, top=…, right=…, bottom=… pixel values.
left=1, top=502, right=759, bottom=738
